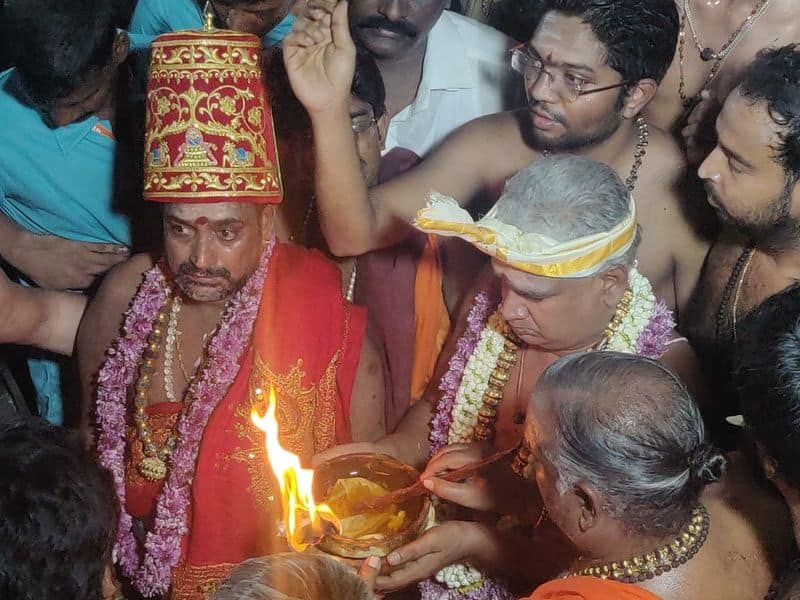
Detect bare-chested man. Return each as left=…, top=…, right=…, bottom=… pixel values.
left=519, top=352, right=789, bottom=600
left=645, top=0, right=800, bottom=161
left=315, top=156, right=704, bottom=597
left=284, top=0, right=709, bottom=317
left=684, top=45, right=800, bottom=415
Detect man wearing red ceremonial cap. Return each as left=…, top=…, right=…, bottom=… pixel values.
left=77, top=22, right=385, bottom=600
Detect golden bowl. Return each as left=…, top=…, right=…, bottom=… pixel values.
left=312, top=453, right=431, bottom=559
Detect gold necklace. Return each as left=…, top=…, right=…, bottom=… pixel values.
left=162, top=296, right=182, bottom=403
left=714, top=243, right=756, bottom=341
left=134, top=296, right=179, bottom=482
left=597, top=289, right=634, bottom=349
left=474, top=326, right=521, bottom=441
left=567, top=505, right=710, bottom=583
left=731, top=246, right=756, bottom=341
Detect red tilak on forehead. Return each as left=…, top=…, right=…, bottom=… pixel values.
left=194, top=217, right=209, bottom=226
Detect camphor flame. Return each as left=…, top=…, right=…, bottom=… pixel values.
left=250, top=387, right=341, bottom=551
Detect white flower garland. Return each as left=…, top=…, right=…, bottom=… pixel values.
left=435, top=268, right=657, bottom=592
left=447, top=313, right=508, bottom=445
left=602, top=268, right=655, bottom=353
left=436, top=561, right=484, bottom=590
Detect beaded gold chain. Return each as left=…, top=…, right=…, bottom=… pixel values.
left=474, top=326, right=522, bottom=441
left=133, top=295, right=178, bottom=482
left=597, top=289, right=634, bottom=349
left=566, top=505, right=710, bottom=583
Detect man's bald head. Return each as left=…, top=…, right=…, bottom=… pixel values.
left=530, top=352, right=725, bottom=537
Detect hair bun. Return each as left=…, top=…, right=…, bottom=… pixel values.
left=689, top=444, right=727, bottom=483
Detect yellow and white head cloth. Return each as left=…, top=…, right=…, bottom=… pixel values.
left=414, top=191, right=637, bottom=279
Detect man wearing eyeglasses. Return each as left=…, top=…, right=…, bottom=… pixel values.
left=285, top=0, right=710, bottom=319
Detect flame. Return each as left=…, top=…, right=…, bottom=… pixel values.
left=250, top=387, right=340, bottom=551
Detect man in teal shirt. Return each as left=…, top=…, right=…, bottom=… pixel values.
left=129, top=0, right=296, bottom=48
left=0, top=0, right=142, bottom=424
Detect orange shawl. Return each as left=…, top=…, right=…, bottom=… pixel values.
left=124, top=244, right=365, bottom=598
left=528, top=576, right=662, bottom=600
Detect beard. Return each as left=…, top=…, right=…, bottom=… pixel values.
left=174, top=263, right=247, bottom=303
left=527, top=100, right=623, bottom=153
left=713, top=183, right=800, bottom=250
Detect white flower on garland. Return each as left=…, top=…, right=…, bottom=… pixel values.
left=436, top=562, right=484, bottom=592
left=602, top=268, right=654, bottom=353
left=447, top=313, right=507, bottom=445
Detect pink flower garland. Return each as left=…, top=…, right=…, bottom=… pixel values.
left=420, top=577, right=515, bottom=600
left=424, top=289, right=512, bottom=600
left=429, top=288, right=498, bottom=456
left=96, top=239, right=275, bottom=597
left=634, top=299, right=675, bottom=359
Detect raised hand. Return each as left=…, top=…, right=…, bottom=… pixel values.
left=283, top=1, right=356, bottom=114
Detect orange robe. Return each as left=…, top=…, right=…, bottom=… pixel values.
left=410, top=234, right=451, bottom=402
left=527, top=576, right=662, bottom=600
left=124, top=244, right=365, bottom=599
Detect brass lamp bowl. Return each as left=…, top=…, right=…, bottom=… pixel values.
left=312, top=453, right=431, bottom=559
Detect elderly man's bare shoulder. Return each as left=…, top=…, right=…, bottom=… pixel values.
left=642, top=451, right=791, bottom=600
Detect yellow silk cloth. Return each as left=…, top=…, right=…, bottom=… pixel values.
left=415, top=192, right=636, bottom=278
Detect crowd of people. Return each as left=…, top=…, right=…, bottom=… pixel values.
left=2, top=0, right=800, bottom=598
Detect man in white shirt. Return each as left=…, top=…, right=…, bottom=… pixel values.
left=337, top=1, right=519, bottom=431
left=349, top=1, right=520, bottom=158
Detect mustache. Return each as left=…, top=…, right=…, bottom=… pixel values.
left=177, top=263, right=231, bottom=280
left=357, top=15, right=418, bottom=38
left=528, top=101, right=566, bottom=126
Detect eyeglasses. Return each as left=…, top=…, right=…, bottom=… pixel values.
left=351, top=108, right=378, bottom=135
left=510, top=44, right=630, bottom=103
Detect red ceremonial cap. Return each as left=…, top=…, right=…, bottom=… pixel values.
left=142, top=18, right=283, bottom=204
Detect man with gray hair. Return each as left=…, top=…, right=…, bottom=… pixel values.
left=316, top=155, right=703, bottom=597
left=214, top=553, right=378, bottom=600
left=518, top=351, right=787, bottom=600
